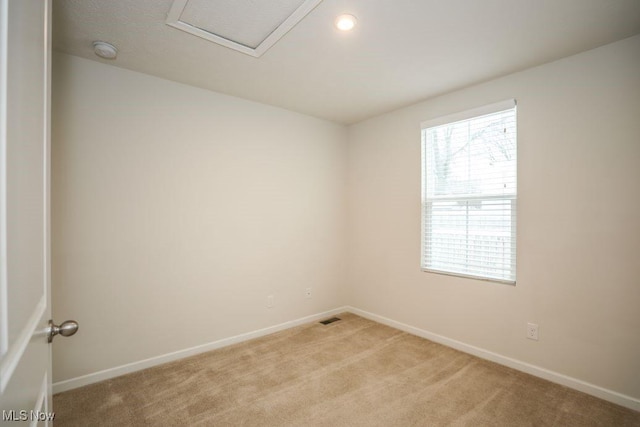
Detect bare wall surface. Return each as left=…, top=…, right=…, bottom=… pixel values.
left=51, top=53, right=348, bottom=382
left=52, top=35, right=640, bottom=403
left=347, top=35, right=640, bottom=400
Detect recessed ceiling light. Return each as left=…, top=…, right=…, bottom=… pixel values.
left=92, top=41, right=118, bottom=60
left=335, top=14, right=357, bottom=31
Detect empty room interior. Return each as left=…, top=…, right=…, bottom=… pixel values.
left=2, top=0, right=640, bottom=425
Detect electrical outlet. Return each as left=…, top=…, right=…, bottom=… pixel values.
left=305, top=287, right=312, bottom=298
left=267, top=295, right=274, bottom=308
left=526, top=323, right=539, bottom=341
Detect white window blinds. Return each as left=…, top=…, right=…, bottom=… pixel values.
left=421, top=100, right=517, bottom=283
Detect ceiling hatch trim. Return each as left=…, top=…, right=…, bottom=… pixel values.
left=166, top=0, right=323, bottom=58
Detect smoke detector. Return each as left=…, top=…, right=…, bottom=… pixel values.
left=93, top=41, right=118, bottom=60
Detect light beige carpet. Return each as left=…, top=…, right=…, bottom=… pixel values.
left=53, top=313, right=640, bottom=426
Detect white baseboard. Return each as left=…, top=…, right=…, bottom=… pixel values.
left=52, top=307, right=348, bottom=394
left=347, top=306, right=640, bottom=412
left=53, top=305, right=640, bottom=413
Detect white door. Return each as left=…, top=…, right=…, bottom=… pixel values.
left=0, top=0, right=56, bottom=424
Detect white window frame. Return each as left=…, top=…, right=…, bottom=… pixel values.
left=421, top=99, right=517, bottom=284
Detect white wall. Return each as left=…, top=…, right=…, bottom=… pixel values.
left=52, top=35, right=640, bottom=404
left=347, top=35, right=640, bottom=400
left=51, top=53, right=348, bottom=383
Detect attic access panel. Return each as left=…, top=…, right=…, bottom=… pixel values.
left=166, top=0, right=323, bottom=58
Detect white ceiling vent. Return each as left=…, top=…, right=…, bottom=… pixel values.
left=166, top=0, right=322, bottom=58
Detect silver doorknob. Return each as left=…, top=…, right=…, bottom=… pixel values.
left=48, top=319, right=79, bottom=343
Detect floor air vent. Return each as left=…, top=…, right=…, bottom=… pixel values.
left=319, top=317, right=341, bottom=325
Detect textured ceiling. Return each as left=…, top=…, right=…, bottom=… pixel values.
left=53, top=0, right=640, bottom=124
